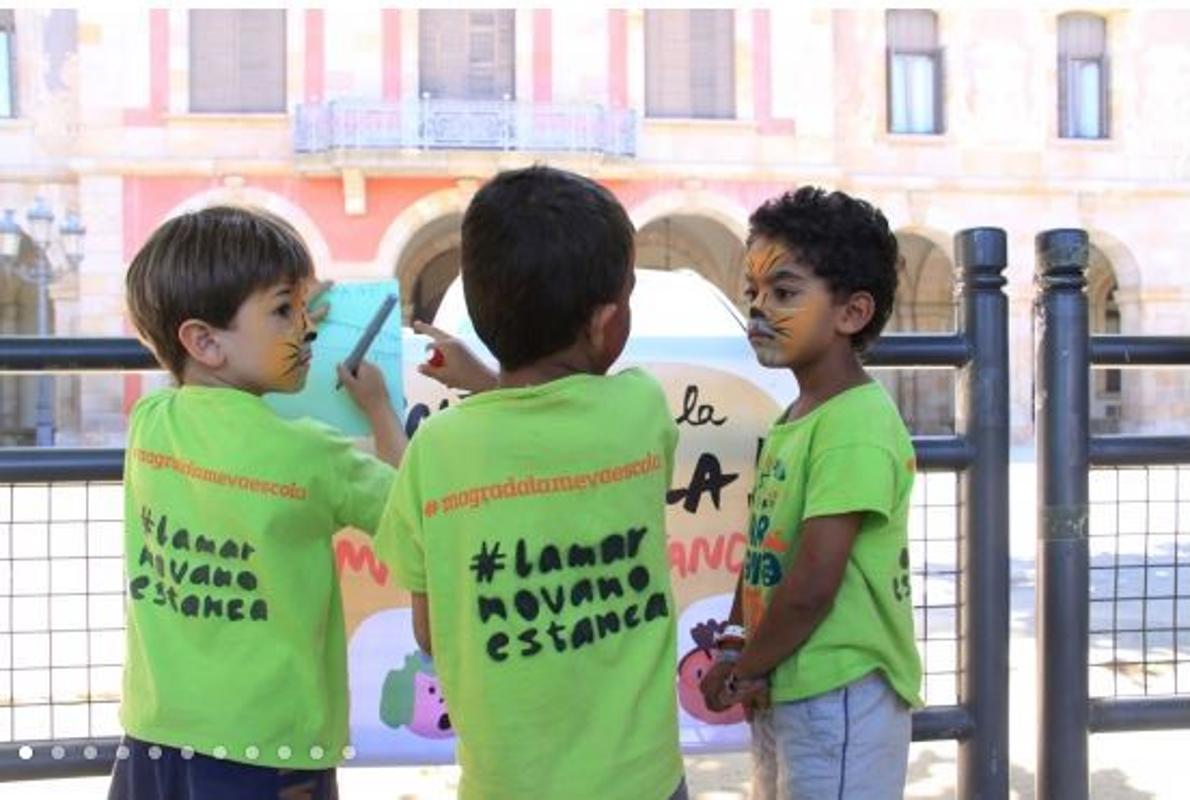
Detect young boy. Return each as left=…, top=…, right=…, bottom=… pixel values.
left=111, top=205, right=406, bottom=800
left=701, top=187, right=923, bottom=799
left=374, top=166, right=686, bottom=800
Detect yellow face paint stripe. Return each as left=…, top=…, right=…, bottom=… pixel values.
left=744, top=243, right=788, bottom=282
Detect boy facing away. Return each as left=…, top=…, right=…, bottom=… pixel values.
left=112, top=206, right=406, bottom=800
left=701, top=188, right=923, bottom=800
left=374, top=166, right=686, bottom=800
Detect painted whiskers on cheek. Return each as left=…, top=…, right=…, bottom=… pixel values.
left=278, top=296, right=316, bottom=378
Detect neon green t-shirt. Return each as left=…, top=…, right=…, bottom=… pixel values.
left=120, top=386, right=396, bottom=769
left=375, top=369, right=683, bottom=800
left=740, top=381, right=923, bottom=708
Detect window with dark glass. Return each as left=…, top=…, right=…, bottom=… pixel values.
left=886, top=9, right=944, bottom=134
left=419, top=10, right=515, bottom=100
left=645, top=10, right=735, bottom=119
left=0, top=10, right=16, bottom=118
left=1058, top=12, right=1109, bottom=139
left=189, top=10, right=286, bottom=113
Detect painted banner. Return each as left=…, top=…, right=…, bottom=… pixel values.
left=337, top=270, right=796, bottom=763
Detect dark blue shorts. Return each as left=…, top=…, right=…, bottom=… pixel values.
left=107, top=736, right=338, bottom=800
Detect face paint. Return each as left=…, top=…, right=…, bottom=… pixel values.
left=220, top=281, right=317, bottom=395
left=274, top=283, right=317, bottom=387
left=742, top=240, right=833, bottom=369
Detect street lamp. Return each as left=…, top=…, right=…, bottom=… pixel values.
left=0, top=198, right=86, bottom=446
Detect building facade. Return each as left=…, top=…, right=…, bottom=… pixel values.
left=1, top=8, right=1188, bottom=445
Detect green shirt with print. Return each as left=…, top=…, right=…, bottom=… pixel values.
left=120, top=386, right=396, bottom=769
left=375, top=368, right=683, bottom=800
left=740, top=381, right=923, bottom=708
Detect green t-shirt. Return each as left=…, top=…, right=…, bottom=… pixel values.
left=375, top=369, right=683, bottom=800
left=120, top=386, right=396, bottom=769
left=740, top=381, right=923, bottom=708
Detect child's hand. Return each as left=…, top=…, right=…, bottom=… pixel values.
left=337, top=361, right=392, bottom=418
left=306, top=279, right=334, bottom=326
left=413, top=320, right=498, bottom=393
left=700, top=660, right=736, bottom=712
left=717, top=672, right=769, bottom=710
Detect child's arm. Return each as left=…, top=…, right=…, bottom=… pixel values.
left=411, top=592, right=432, bottom=656
left=730, top=513, right=862, bottom=683
left=413, top=321, right=498, bottom=393
left=338, top=361, right=408, bottom=467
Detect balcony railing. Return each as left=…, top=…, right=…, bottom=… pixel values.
left=294, top=100, right=637, bottom=157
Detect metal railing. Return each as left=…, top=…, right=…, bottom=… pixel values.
left=0, top=229, right=1011, bottom=795
left=1035, top=229, right=1190, bottom=800
left=294, top=100, right=638, bottom=157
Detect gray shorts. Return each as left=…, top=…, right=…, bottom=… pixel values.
left=749, top=672, right=911, bottom=800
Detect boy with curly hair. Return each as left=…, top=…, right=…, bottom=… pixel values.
left=701, top=187, right=922, bottom=799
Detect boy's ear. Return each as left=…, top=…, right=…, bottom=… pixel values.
left=836, top=291, right=876, bottom=338
left=177, top=319, right=226, bottom=370
left=585, top=301, right=619, bottom=353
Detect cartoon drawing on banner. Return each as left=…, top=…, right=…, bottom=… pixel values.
left=677, top=619, right=746, bottom=725
left=380, top=652, right=453, bottom=739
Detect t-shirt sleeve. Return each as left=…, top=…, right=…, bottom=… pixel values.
left=373, top=442, right=427, bottom=593
left=328, top=436, right=398, bottom=534
left=803, top=444, right=898, bottom=524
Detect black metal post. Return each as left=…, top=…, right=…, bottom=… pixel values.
left=954, top=228, right=1010, bottom=800
left=1035, top=229, right=1091, bottom=800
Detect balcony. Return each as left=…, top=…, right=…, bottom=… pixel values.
left=293, top=100, right=637, bottom=159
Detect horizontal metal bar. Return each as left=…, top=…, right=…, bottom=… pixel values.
left=1091, top=335, right=1190, bottom=367
left=1089, top=435, right=1190, bottom=467
left=1089, top=696, right=1190, bottom=733
left=0, top=435, right=969, bottom=486
left=0, top=448, right=124, bottom=481
left=0, top=337, right=158, bottom=372
left=0, top=705, right=974, bottom=781
left=866, top=333, right=971, bottom=368
left=914, top=436, right=974, bottom=471
left=0, top=737, right=120, bottom=781
left=912, top=705, right=975, bottom=741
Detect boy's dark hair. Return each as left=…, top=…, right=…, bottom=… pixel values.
left=748, top=186, right=899, bottom=351
left=460, top=165, right=635, bottom=371
left=126, top=205, right=313, bottom=380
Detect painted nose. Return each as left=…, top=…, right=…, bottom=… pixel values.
left=303, top=330, right=317, bottom=343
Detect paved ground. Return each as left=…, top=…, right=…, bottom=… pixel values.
left=5, top=453, right=1189, bottom=799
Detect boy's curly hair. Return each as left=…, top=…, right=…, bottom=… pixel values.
left=747, top=186, right=899, bottom=351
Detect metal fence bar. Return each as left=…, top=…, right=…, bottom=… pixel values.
left=0, top=338, right=156, bottom=371
left=0, top=448, right=124, bottom=481
left=0, top=701, right=978, bottom=783
left=2, top=334, right=971, bottom=374
left=954, top=228, right=1010, bottom=800
left=1088, top=697, right=1190, bottom=733
left=1088, top=436, right=1190, bottom=467
left=1091, top=336, right=1190, bottom=366
left=867, top=334, right=971, bottom=368
left=0, top=738, right=120, bottom=781
left=1035, top=228, right=1091, bottom=800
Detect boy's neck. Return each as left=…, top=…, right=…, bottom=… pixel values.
left=497, top=343, right=604, bottom=389
left=179, top=363, right=261, bottom=395
left=788, top=345, right=869, bottom=420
